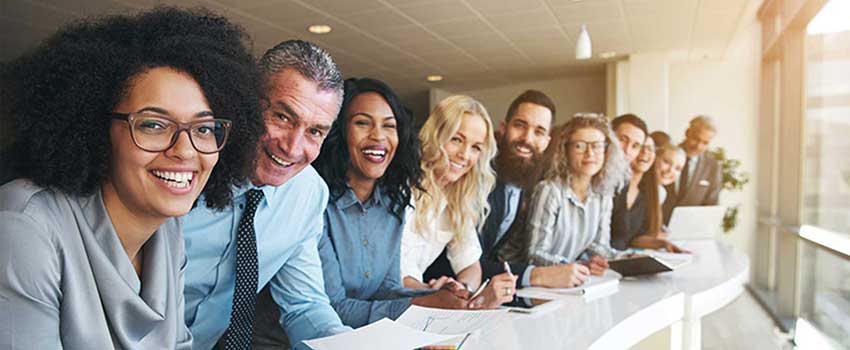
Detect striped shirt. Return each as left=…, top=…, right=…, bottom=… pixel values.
left=525, top=179, right=616, bottom=266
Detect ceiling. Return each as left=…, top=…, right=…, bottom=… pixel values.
left=1, top=0, right=754, bottom=99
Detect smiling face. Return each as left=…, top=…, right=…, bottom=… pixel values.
left=615, top=122, right=647, bottom=163
left=105, top=67, right=218, bottom=219
left=656, top=147, right=686, bottom=185
left=683, top=126, right=715, bottom=158
left=345, top=92, right=398, bottom=185
left=435, top=113, right=488, bottom=186
left=567, top=127, right=607, bottom=179
left=500, top=102, right=552, bottom=161
left=253, top=68, right=339, bottom=187
left=631, top=137, right=656, bottom=175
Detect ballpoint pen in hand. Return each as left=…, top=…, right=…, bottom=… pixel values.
left=503, top=261, right=513, bottom=277
left=468, top=278, right=490, bottom=301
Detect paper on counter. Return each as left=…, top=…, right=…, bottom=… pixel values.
left=648, top=251, right=693, bottom=269
left=396, top=305, right=509, bottom=335
left=517, top=270, right=620, bottom=300
left=303, top=318, right=463, bottom=350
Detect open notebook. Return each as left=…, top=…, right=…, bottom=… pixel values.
left=516, top=270, right=621, bottom=301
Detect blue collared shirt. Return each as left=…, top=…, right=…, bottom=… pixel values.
left=182, top=166, right=348, bottom=350
left=319, top=186, right=415, bottom=328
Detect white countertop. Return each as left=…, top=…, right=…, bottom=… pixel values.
left=461, top=239, right=750, bottom=350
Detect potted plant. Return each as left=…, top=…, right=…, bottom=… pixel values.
left=708, top=147, right=751, bottom=233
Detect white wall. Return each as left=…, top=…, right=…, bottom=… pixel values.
left=431, top=73, right=606, bottom=127
left=615, top=14, right=762, bottom=263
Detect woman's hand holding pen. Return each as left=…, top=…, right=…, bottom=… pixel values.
left=468, top=272, right=517, bottom=309
left=530, top=264, right=589, bottom=288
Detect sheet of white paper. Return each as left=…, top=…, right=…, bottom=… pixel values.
left=517, top=270, right=620, bottom=298
left=396, top=305, right=509, bottom=335
left=648, top=251, right=694, bottom=269
left=303, top=318, right=462, bottom=350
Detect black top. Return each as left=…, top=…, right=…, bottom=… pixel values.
left=610, top=187, right=648, bottom=250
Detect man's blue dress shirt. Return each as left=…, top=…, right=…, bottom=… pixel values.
left=182, top=166, right=348, bottom=349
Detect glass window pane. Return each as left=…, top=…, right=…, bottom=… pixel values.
left=803, top=1, right=850, bottom=234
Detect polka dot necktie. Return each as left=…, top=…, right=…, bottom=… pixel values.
left=221, top=189, right=263, bottom=350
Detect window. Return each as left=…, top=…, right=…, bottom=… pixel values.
left=803, top=0, right=850, bottom=234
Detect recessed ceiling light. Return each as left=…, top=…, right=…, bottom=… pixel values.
left=599, top=51, right=617, bottom=59
left=308, top=25, right=332, bottom=34
left=426, top=75, right=443, bottom=82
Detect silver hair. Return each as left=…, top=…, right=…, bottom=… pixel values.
left=258, top=39, right=344, bottom=109
left=688, top=115, right=717, bottom=133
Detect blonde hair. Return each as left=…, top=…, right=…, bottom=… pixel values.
left=540, top=115, right=630, bottom=196
left=656, top=142, right=686, bottom=163
left=415, top=95, right=497, bottom=242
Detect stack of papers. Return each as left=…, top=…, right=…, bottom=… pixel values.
left=303, top=318, right=462, bottom=350
left=516, top=270, right=621, bottom=301
left=396, top=305, right=509, bottom=334
left=304, top=306, right=509, bottom=350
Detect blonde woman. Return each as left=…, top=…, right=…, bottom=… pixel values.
left=524, top=115, right=630, bottom=275
left=655, top=142, right=688, bottom=231
left=400, top=95, right=516, bottom=309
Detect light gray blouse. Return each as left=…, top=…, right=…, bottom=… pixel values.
left=0, top=179, right=192, bottom=349
left=525, top=179, right=617, bottom=265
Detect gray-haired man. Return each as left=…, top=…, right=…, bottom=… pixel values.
left=182, top=40, right=350, bottom=350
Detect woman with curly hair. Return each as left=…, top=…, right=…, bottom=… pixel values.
left=309, top=78, right=472, bottom=330
left=0, top=7, right=263, bottom=349
left=399, top=95, right=516, bottom=309
left=522, top=114, right=630, bottom=275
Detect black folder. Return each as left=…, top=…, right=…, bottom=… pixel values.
left=608, top=256, right=674, bottom=277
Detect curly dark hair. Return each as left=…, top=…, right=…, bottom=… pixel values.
left=313, top=78, right=422, bottom=219
left=0, top=7, right=264, bottom=209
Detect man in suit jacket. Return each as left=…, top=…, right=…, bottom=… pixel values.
left=663, top=115, right=723, bottom=222
left=424, top=90, right=589, bottom=289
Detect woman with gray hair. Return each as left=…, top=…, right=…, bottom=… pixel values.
left=522, top=114, right=630, bottom=276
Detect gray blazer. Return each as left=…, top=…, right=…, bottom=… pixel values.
left=0, top=179, right=192, bottom=349
left=663, top=153, right=723, bottom=222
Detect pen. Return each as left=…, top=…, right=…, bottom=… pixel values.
left=469, top=278, right=490, bottom=301
left=503, top=261, right=513, bottom=277
left=456, top=333, right=471, bottom=350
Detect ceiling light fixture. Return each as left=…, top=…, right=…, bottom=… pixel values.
left=576, top=25, right=592, bottom=60
left=308, top=24, right=332, bottom=34
left=426, top=75, right=443, bottom=82
left=599, top=51, right=617, bottom=59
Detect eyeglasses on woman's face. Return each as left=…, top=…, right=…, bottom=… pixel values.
left=568, top=140, right=607, bottom=154
left=110, top=112, right=232, bottom=154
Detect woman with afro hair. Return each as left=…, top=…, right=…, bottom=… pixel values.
left=0, top=7, right=264, bottom=349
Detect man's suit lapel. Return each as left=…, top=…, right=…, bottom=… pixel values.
left=481, top=181, right=507, bottom=252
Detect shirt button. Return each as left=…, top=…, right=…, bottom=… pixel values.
left=363, top=239, right=369, bottom=247
left=364, top=271, right=370, bottom=279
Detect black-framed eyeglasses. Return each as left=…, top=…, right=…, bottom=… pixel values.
left=110, top=112, right=232, bottom=154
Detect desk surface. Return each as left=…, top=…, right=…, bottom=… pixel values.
left=463, top=239, right=750, bottom=349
